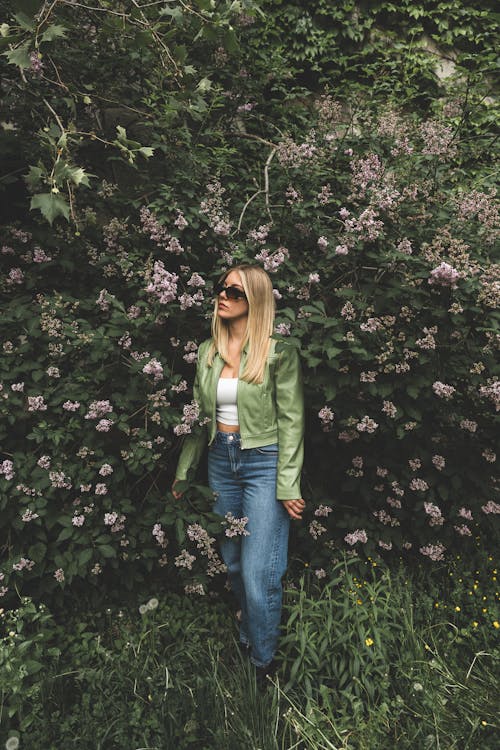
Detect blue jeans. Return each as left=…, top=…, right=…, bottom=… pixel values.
left=208, top=431, right=290, bottom=668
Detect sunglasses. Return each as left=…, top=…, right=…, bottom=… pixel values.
left=213, top=281, right=247, bottom=301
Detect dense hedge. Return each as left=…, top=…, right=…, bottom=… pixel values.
left=0, top=0, right=498, bottom=602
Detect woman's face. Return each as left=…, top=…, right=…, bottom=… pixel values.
left=216, top=270, right=249, bottom=322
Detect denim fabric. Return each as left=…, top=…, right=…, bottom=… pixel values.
left=208, top=430, right=290, bottom=668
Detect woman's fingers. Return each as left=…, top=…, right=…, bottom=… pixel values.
left=283, top=499, right=305, bottom=520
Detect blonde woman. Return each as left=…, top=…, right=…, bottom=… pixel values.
left=173, top=264, right=305, bottom=683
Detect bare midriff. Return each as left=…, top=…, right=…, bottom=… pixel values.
left=217, top=421, right=240, bottom=433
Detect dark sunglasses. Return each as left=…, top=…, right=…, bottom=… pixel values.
left=213, top=281, right=247, bottom=301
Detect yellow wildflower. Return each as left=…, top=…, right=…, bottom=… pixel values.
left=365, top=637, right=374, bottom=647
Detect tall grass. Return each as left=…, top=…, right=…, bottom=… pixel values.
left=1, top=557, right=498, bottom=749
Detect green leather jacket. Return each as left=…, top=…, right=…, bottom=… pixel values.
left=175, top=337, right=304, bottom=500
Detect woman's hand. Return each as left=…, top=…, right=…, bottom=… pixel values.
left=282, top=498, right=305, bottom=520
left=171, top=478, right=183, bottom=500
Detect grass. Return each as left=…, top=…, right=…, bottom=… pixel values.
left=1, top=553, right=498, bottom=749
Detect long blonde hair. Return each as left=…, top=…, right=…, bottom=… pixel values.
left=208, top=264, right=275, bottom=383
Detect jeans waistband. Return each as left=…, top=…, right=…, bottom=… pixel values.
left=215, top=429, right=241, bottom=445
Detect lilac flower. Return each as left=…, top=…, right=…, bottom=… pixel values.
left=317, top=236, right=328, bottom=250
left=382, top=401, right=397, bottom=418
left=318, top=406, right=335, bottom=432
left=37, top=455, right=51, bottom=469
left=356, top=416, right=379, bottom=433
left=410, top=478, right=429, bottom=492
left=29, top=50, right=44, bottom=75
left=63, top=400, right=80, bottom=411
left=454, top=524, right=472, bottom=536
left=140, top=207, right=171, bottom=249
left=458, top=507, right=473, bottom=520
left=184, top=583, right=205, bottom=595
left=479, top=381, right=500, bottom=411
left=224, top=512, right=250, bottom=537
left=11, top=382, right=24, bottom=392
left=481, top=501, right=500, bottom=514
left=255, top=246, right=289, bottom=273
left=420, top=120, right=457, bottom=160
left=174, top=211, right=188, bottom=230
left=33, top=246, right=52, bottom=262
left=142, top=358, right=164, bottom=382
left=432, top=381, right=456, bottom=399
left=85, top=400, right=113, bottom=419
left=152, top=522, right=168, bottom=548
left=482, top=448, right=496, bottom=463
left=317, top=186, right=332, bottom=204
left=175, top=550, right=196, bottom=569
left=428, top=262, right=461, bottom=289
left=419, top=543, right=446, bottom=561
left=315, top=568, right=327, bottom=579
left=12, top=557, right=35, bottom=571
left=21, top=509, right=39, bottom=522
left=99, top=464, right=113, bottom=477
left=7, top=267, right=24, bottom=284
left=28, top=395, right=47, bottom=412
left=274, top=322, right=291, bottom=337
left=104, top=512, right=117, bottom=525
left=314, top=504, right=333, bottom=517
left=187, top=272, right=205, bottom=287
left=459, top=419, right=477, bottom=433
left=396, top=238, right=413, bottom=255
left=335, top=245, right=349, bottom=256
left=46, top=366, right=60, bottom=378
left=378, top=540, right=393, bottom=550
left=344, top=529, right=368, bottom=545
left=49, top=471, right=72, bottom=489
left=432, top=455, right=446, bottom=471
left=95, top=483, right=108, bottom=495
left=54, top=568, right=65, bottom=582
left=0, top=460, right=15, bottom=480
left=309, top=520, right=327, bottom=539
left=72, top=515, right=85, bottom=526
left=96, top=419, right=114, bottom=432
left=96, top=289, right=113, bottom=311
left=146, top=261, right=179, bottom=304
left=424, top=502, right=444, bottom=527
left=308, top=272, right=320, bottom=284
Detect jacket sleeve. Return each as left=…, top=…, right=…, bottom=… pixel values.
left=274, top=344, right=305, bottom=500
left=174, top=351, right=208, bottom=482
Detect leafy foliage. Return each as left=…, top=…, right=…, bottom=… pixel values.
left=0, top=0, right=498, bottom=602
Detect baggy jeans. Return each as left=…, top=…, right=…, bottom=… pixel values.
left=208, top=430, right=290, bottom=667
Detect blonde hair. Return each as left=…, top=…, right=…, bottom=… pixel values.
left=208, top=264, right=275, bottom=383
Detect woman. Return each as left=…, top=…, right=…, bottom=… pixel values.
left=172, top=264, right=305, bottom=681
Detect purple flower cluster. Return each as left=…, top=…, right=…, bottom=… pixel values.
left=255, top=246, right=289, bottom=273
left=152, top=522, right=168, bottom=548
left=0, top=459, right=14, bottom=480
left=224, top=512, right=250, bottom=538
left=142, top=358, right=164, bottom=382
left=146, top=261, right=179, bottom=304
left=479, top=381, right=500, bottom=411
left=428, top=262, right=461, bottom=288
left=432, top=381, right=455, bottom=399
left=419, top=542, right=446, bottom=561
left=424, top=502, right=444, bottom=527
left=27, top=395, right=47, bottom=412
left=344, top=529, right=368, bottom=545
left=318, top=406, right=335, bottom=432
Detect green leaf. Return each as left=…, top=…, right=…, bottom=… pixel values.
left=3, top=41, right=31, bottom=68
left=14, top=12, right=36, bottom=31
left=30, top=193, right=70, bottom=225
left=40, top=24, right=67, bottom=42
left=25, top=165, right=44, bottom=189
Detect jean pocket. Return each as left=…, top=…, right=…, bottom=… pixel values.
left=255, top=444, right=279, bottom=455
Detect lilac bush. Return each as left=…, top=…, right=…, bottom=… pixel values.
left=0, top=2, right=498, bottom=602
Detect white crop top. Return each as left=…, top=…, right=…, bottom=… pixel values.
left=216, top=378, right=239, bottom=425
